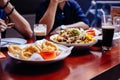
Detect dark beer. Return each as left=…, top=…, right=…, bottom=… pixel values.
left=102, top=27, right=114, bottom=49
left=36, top=36, right=45, bottom=40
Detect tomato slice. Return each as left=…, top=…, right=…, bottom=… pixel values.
left=40, top=51, right=57, bottom=60
left=86, top=30, right=96, bottom=36
left=87, top=30, right=94, bottom=32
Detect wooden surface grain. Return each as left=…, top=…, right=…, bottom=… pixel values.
left=0, top=38, right=120, bottom=80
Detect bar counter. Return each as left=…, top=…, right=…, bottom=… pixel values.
left=0, top=38, right=120, bottom=80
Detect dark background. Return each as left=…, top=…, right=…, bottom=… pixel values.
left=10, top=0, right=120, bottom=14
left=10, top=0, right=91, bottom=14
left=10, top=0, right=120, bottom=27
left=6, top=0, right=120, bottom=37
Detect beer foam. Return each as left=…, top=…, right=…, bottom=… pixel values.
left=102, top=25, right=114, bottom=29
left=34, top=25, right=46, bottom=36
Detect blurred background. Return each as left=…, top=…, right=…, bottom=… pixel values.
left=6, top=0, right=120, bottom=37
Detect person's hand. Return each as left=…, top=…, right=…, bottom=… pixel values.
left=0, top=19, right=15, bottom=32
left=0, top=0, right=8, bottom=8
left=0, top=19, right=7, bottom=32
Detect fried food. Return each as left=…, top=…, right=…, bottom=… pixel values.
left=35, top=43, right=42, bottom=52
left=23, top=45, right=40, bottom=53
left=8, top=45, right=22, bottom=54
left=8, top=40, right=59, bottom=60
left=38, top=41, right=59, bottom=60
left=18, top=45, right=40, bottom=60
left=19, top=51, right=32, bottom=60
left=41, top=40, right=58, bottom=51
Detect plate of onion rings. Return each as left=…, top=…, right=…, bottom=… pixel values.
left=7, top=39, right=73, bottom=64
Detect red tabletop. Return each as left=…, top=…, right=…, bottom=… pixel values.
left=0, top=37, right=120, bottom=80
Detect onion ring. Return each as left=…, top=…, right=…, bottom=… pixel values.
left=8, top=45, right=22, bottom=54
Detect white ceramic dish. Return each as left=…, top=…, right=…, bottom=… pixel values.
left=8, top=39, right=73, bottom=64
left=50, top=34, right=98, bottom=48
left=0, top=38, right=27, bottom=47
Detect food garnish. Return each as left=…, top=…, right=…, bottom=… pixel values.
left=86, top=30, right=96, bottom=36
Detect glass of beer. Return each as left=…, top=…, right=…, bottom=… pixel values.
left=33, top=24, right=47, bottom=40
left=101, top=15, right=115, bottom=51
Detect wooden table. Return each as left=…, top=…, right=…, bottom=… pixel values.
left=0, top=38, right=120, bottom=80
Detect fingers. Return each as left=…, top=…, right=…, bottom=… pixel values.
left=0, top=25, right=7, bottom=32
left=0, top=19, right=7, bottom=32
left=0, top=19, right=15, bottom=32
left=0, top=19, right=6, bottom=25
left=7, top=23, right=15, bottom=28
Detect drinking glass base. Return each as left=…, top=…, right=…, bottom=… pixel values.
left=102, top=46, right=112, bottom=51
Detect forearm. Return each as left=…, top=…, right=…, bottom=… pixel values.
left=65, top=22, right=89, bottom=30
left=39, top=1, right=58, bottom=34
left=4, top=2, right=33, bottom=38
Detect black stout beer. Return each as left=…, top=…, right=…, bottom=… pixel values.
left=102, top=26, right=114, bottom=50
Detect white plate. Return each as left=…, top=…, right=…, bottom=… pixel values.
left=0, top=38, right=27, bottom=47
left=95, top=32, right=120, bottom=40
left=8, top=39, right=73, bottom=64
left=50, top=34, right=98, bottom=48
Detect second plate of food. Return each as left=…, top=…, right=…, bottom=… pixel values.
left=50, top=28, right=98, bottom=48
